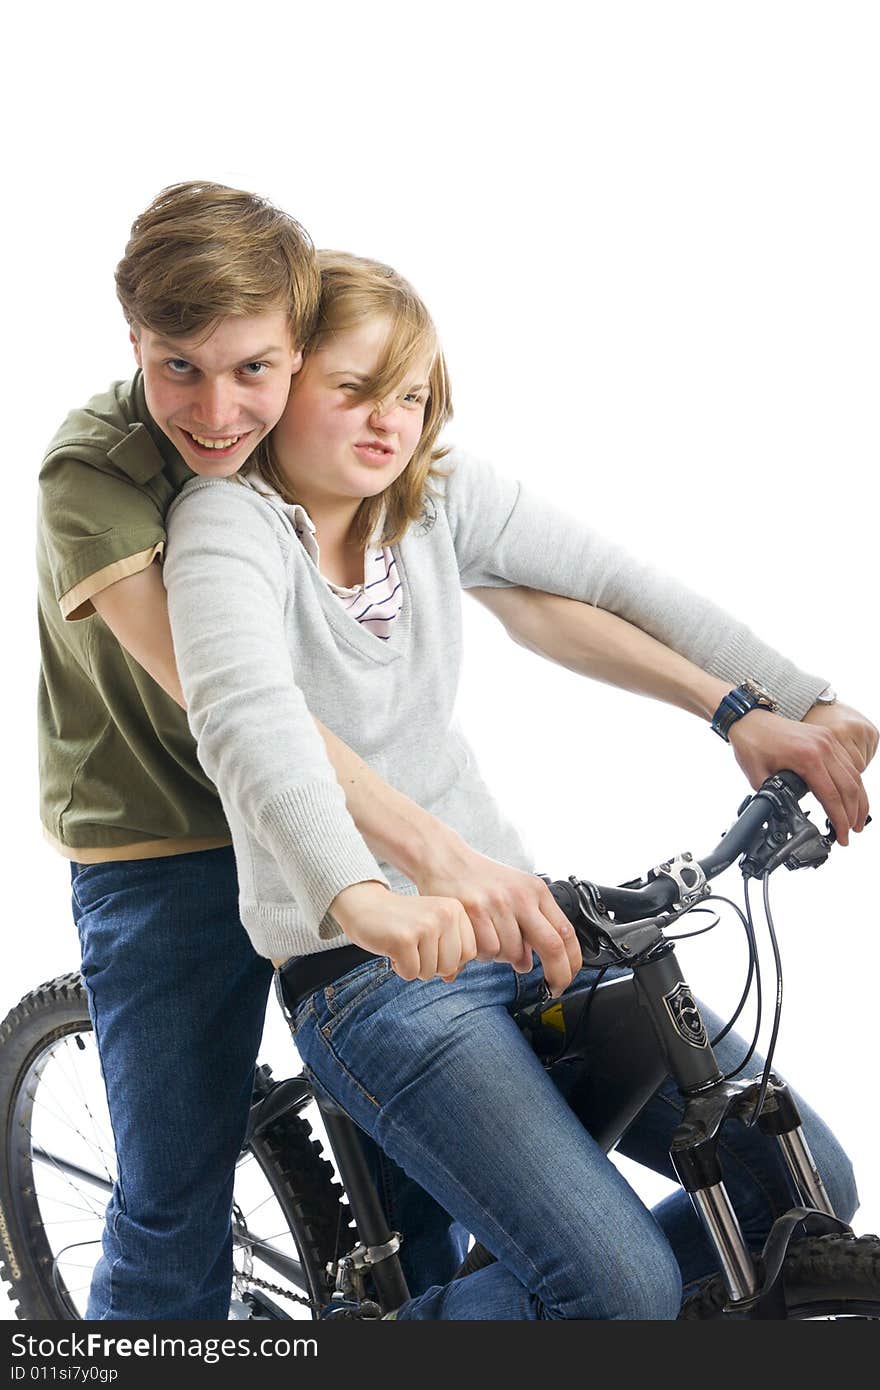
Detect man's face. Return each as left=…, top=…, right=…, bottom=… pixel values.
left=131, top=309, right=302, bottom=476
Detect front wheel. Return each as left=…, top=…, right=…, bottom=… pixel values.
left=680, top=1233, right=880, bottom=1318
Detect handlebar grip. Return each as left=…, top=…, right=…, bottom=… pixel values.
left=774, top=770, right=809, bottom=801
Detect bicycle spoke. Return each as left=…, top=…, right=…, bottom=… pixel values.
left=52, top=1038, right=116, bottom=1158
left=29, top=1193, right=105, bottom=1218
left=29, top=1164, right=107, bottom=1221
left=29, top=1080, right=115, bottom=1185
left=236, top=1192, right=278, bottom=1220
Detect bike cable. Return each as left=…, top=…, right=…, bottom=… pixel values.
left=571, top=964, right=609, bottom=1045
left=746, top=873, right=785, bottom=1125
left=51, top=1238, right=105, bottom=1315
left=663, top=905, right=721, bottom=942
left=720, top=877, right=764, bottom=1081
left=692, top=893, right=755, bottom=1049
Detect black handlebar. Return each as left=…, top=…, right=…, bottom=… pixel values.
left=547, top=770, right=832, bottom=941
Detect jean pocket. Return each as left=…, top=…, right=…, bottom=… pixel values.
left=70, top=861, right=111, bottom=914
left=286, top=994, right=316, bottom=1039
left=321, top=957, right=393, bottom=1035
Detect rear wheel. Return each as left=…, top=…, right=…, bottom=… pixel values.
left=680, top=1233, right=880, bottom=1318
left=0, top=973, right=354, bottom=1320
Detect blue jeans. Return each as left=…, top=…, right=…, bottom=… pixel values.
left=290, top=955, right=858, bottom=1320
left=71, top=848, right=464, bottom=1320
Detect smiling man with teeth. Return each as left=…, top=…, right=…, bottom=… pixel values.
left=129, top=311, right=300, bottom=477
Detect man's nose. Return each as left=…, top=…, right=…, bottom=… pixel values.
left=193, top=378, right=237, bottom=431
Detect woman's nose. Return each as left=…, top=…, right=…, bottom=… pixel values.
left=369, top=398, right=398, bottom=429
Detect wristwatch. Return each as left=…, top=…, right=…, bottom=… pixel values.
left=711, top=678, right=779, bottom=743
left=813, top=684, right=838, bottom=706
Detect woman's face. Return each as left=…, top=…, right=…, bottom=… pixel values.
left=270, top=316, right=430, bottom=511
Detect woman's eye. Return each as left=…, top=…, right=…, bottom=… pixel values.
left=339, top=382, right=360, bottom=393
left=403, top=392, right=426, bottom=406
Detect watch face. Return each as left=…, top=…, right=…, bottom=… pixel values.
left=742, top=678, right=776, bottom=709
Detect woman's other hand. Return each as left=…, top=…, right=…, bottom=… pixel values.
left=410, top=838, right=582, bottom=997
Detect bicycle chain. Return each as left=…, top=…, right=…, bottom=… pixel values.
left=240, top=1271, right=314, bottom=1311
left=233, top=1197, right=317, bottom=1312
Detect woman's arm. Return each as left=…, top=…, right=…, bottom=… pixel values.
left=163, top=480, right=580, bottom=987
left=92, top=546, right=578, bottom=986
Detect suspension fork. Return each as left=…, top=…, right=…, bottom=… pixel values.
left=632, top=947, right=836, bottom=1306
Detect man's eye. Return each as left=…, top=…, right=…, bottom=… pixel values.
left=240, top=362, right=269, bottom=377
left=166, top=359, right=193, bottom=375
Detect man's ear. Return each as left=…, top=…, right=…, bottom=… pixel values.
left=290, top=348, right=304, bottom=377
left=130, top=328, right=143, bottom=367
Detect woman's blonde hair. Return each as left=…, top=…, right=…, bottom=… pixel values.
left=255, top=250, right=452, bottom=546
left=115, top=181, right=320, bottom=348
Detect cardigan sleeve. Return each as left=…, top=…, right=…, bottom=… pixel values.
left=441, top=449, right=827, bottom=720
left=164, top=478, right=387, bottom=933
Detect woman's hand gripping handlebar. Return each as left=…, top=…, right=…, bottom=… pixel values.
left=329, top=852, right=583, bottom=996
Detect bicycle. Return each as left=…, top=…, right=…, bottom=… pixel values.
left=1, top=770, right=878, bottom=1320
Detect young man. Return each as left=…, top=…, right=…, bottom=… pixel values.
left=38, top=182, right=471, bottom=1319
left=38, top=182, right=875, bottom=1320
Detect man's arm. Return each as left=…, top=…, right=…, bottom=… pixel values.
left=93, top=563, right=186, bottom=707
left=471, top=585, right=876, bottom=843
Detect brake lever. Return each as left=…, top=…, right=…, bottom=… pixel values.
left=789, top=810, right=872, bottom=870
left=740, top=786, right=871, bottom=876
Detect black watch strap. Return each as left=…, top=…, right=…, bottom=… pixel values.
left=711, top=682, right=777, bottom=743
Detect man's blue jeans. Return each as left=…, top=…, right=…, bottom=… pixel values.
left=71, top=848, right=465, bottom=1320
left=290, top=955, right=858, bottom=1320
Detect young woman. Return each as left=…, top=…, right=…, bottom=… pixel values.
left=164, top=252, right=865, bottom=1318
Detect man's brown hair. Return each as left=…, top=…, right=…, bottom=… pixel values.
left=115, top=181, right=320, bottom=347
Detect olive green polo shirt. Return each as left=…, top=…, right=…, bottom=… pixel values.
left=37, top=372, right=231, bottom=861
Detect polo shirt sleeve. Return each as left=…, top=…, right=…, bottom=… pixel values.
left=441, top=449, right=827, bottom=720
left=39, top=451, right=166, bottom=621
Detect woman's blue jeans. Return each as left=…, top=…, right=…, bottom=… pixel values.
left=70, top=848, right=465, bottom=1320
left=290, top=955, right=858, bottom=1320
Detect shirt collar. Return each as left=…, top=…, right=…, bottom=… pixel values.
left=131, top=370, right=195, bottom=488
left=240, top=470, right=387, bottom=556
left=241, top=471, right=320, bottom=562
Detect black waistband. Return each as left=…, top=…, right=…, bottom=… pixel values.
left=277, top=942, right=377, bottom=1014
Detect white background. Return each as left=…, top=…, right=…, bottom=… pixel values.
left=1, top=0, right=878, bottom=1315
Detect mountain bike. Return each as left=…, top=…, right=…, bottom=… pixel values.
left=1, top=770, right=877, bottom=1320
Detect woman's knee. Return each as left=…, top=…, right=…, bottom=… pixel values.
left=543, top=1220, right=682, bottom=1321
left=601, top=1235, right=682, bottom=1321
left=798, top=1107, right=860, bottom=1224
left=819, top=1139, right=859, bottom=1224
